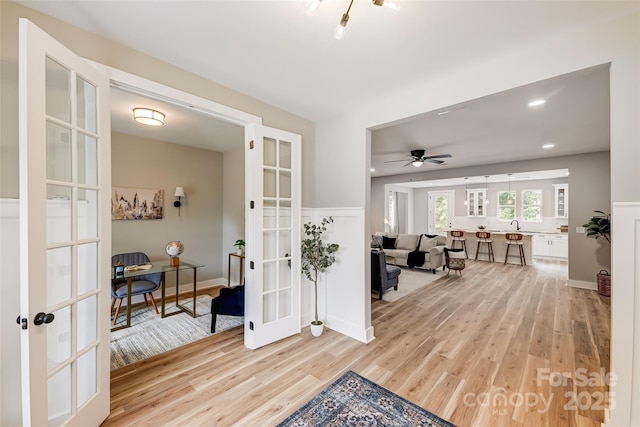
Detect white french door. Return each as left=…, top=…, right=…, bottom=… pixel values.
left=428, top=190, right=455, bottom=236
left=244, top=124, right=301, bottom=350
left=19, top=19, right=111, bottom=426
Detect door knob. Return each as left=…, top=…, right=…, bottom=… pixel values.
left=34, top=312, right=55, bottom=325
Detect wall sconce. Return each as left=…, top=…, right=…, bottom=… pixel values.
left=174, top=187, right=185, bottom=216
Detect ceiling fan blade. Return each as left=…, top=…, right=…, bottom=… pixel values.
left=422, top=154, right=452, bottom=160
left=402, top=161, right=414, bottom=167
left=426, top=159, right=445, bottom=164
left=384, top=159, right=412, bottom=163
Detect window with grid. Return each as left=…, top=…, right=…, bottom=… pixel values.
left=522, top=189, right=542, bottom=222
left=498, top=191, right=516, bottom=221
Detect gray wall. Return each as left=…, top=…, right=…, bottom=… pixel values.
left=111, top=132, right=225, bottom=284
left=371, top=151, right=611, bottom=283
left=222, top=144, right=245, bottom=282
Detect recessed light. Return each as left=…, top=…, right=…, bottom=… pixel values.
left=542, top=144, right=555, bottom=149
left=370, top=168, right=375, bottom=172
left=528, top=99, right=546, bottom=107
left=437, top=110, right=451, bottom=116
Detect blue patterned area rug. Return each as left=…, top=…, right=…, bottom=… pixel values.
left=277, top=370, right=456, bottom=427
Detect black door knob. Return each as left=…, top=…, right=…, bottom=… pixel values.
left=34, top=312, right=55, bottom=325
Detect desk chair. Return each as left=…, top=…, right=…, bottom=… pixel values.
left=111, top=252, right=161, bottom=325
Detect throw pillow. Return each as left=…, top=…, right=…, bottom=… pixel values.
left=396, top=234, right=419, bottom=251
left=382, top=236, right=397, bottom=249
left=371, top=234, right=383, bottom=248
left=419, top=237, right=438, bottom=252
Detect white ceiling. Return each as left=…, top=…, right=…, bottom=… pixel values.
left=16, top=1, right=632, bottom=167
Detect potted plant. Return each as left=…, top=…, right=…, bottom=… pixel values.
left=233, top=239, right=245, bottom=255
left=300, top=216, right=339, bottom=337
left=583, top=210, right=611, bottom=242
left=582, top=210, right=611, bottom=296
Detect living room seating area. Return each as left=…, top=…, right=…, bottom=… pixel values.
left=372, top=232, right=447, bottom=273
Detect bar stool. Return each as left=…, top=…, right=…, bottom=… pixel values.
left=450, top=230, right=468, bottom=258
left=475, top=231, right=494, bottom=262
left=504, top=233, right=526, bottom=266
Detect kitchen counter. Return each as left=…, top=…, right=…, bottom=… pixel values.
left=447, top=230, right=533, bottom=265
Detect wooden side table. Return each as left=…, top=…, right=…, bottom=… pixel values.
left=228, top=253, right=245, bottom=287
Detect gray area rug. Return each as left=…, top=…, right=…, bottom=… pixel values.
left=277, top=370, right=456, bottom=426
left=381, top=267, right=446, bottom=302
left=111, top=294, right=243, bottom=370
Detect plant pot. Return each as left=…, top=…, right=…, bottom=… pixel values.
left=236, top=249, right=244, bottom=256
left=310, top=321, right=324, bottom=337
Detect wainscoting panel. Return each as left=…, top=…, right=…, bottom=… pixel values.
left=301, top=207, right=369, bottom=343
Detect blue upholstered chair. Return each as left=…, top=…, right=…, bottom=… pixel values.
left=371, top=249, right=401, bottom=300
left=210, top=285, right=245, bottom=333
left=111, top=252, right=161, bottom=325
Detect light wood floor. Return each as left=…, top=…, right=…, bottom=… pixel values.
left=102, top=258, right=610, bottom=427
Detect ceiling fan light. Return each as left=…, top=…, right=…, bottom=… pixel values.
left=412, top=160, right=423, bottom=167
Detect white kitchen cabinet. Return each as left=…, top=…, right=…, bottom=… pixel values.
left=532, top=233, right=568, bottom=259
left=553, top=184, right=569, bottom=218
left=466, top=189, right=486, bottom=217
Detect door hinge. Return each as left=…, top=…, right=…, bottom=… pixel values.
left=250, top=201, right=254, bottom=209
left=250, top=261, right=254, bottom=270
left=249, top=321, right=254, bottom=331
left=250, top=140, right=254, bottom=149
left=16, top=316, right=27, bottom=330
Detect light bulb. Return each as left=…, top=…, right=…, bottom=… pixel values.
left=381, top=0, right=400, bottom=13
left=411, top=160, right=423, bottom=167
left=334, top=13, right=349, bottom=40
left=307, top=0, right=321, bottom=16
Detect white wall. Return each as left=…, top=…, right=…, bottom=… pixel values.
left=314, top=11, right=639, bottom=426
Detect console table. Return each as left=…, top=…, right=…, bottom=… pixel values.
left=228, top=253, right=245, bottom=287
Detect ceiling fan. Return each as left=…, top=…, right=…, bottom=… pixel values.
left=384, top=149, right=452, bottom=167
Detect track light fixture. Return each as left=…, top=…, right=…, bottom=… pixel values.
left=308, top=0, right=400, bottom=40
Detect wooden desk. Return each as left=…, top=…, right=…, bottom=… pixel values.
left=111, top=258, right=204, bottom=331
left=228, top=253, right=245, bottom=287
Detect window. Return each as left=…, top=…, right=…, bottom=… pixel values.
left=522, top=189, right=542, bottom=222
left=498, top=191, right=516, bottom=221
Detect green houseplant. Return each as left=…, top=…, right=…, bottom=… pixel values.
left=582, top=210, right=611, bottom=296
left=583, top=210, right=611, bottom=243
left=233, top=239, right=245, bottom=255
left=301, top=216, right=339, bottom=336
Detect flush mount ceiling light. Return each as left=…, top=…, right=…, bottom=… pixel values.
left=528, top=99, right=546, bottom=107
left=133, top=108, right=165, bottom=126
left=308, top=0, right=400, bottom=40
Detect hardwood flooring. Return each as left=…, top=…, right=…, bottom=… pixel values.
left=103, top=259, right=610, bottom=427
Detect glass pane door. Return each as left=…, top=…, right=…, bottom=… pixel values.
left=19, top=19, right=111, bottom=426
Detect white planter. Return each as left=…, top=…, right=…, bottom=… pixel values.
left=310, top=322, right=324, bottom=337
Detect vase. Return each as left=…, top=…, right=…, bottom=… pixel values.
left=310, top=321, right=324, bottom=337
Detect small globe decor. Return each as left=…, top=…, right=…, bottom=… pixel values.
left=165, top=241, right=184, bottom=267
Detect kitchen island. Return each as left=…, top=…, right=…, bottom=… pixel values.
left=447, top=230, right=534, bottom=265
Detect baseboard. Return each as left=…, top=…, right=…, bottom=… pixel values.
left=567, top=279, right=597, bottom=290
left=325, top=313, right=372, bottom=344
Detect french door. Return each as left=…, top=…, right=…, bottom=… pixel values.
left=244, top=124, right=301, bottom=349
left=19, top=19, right=111, bottom=426
left=428, top=190, right=455, bottom=236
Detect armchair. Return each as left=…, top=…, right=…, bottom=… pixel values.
left=210, top=285, right=245, bottom=333
left=111, top=252, right=161, bottom=325
left=371, top=249, right=402, bottom=300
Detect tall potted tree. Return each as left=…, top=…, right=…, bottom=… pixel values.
left=583, top=210, right=611, bottom=296
left=300, top=216, right=339, bottom=336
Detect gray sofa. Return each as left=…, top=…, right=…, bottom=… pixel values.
left=372, top=232, right=447, bottom=273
